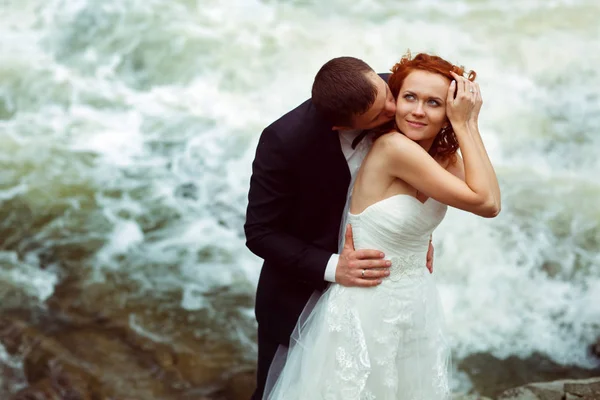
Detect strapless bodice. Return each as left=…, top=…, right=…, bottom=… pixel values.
left=347, top=194, right=447, bottom=281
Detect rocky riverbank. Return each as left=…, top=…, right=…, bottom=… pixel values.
left=1, top=274, right=598, bottom=399
left=496, top=377, right=600, bottom=399
left=2, top=304, right=599, bottom=399
left=0, top=272, right=257, bottom=400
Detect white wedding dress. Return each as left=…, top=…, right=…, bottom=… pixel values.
left=264, top=194, right=451, bottom=400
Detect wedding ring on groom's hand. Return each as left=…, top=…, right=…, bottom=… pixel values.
left=361, top=269, right=366, bottom=278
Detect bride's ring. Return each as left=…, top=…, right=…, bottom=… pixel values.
left=469, top=89, right=475, bottom=93
left=361, top=269, right=366, bottom=278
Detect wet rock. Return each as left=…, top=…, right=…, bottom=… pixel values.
left=591, top=337, right=600, bottom=358
left=458, top=352, right=600, bottom=398
left=222, top=368, right=256, bottom=400
left=10, top=378, right=64, bottom=400
left=1, top=314, right=198, bottom=399
left=498, top=377, right=600, bottom=400
left=0, top=317, right=102, bottom=399
left=497, top=385, right=562, bottom=400
left=564, top=394, right=579, bottom=400
left=564, top=377, right=600, bottom=398
left=0, top=271, right=256, bottom=399
left=10, top=373, right=94, bottom=400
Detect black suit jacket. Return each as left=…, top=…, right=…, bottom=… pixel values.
left=245, top=74, right=390, bottom=345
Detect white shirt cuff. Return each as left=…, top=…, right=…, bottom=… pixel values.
left=325, top=254, right=339, bottom=283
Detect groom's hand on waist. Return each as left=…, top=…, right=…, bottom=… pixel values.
left=335, top=224, right=391, bottom=287
left=426, top=239, right=434, bottom=274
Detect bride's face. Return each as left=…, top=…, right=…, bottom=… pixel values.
left=395, top=70, right=450, bottom=145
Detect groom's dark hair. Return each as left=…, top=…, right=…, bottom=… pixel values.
left=312, top=57, right=377, bottom=127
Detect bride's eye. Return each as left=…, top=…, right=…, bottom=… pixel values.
left=404, top=94, right=415, bottom=101
left=427, top=100, right=441, bottom=106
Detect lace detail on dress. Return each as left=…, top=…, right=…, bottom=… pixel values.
left=323, top=285, right=371, bottom=399
left=388, top=253, right=426, bottom=282
left=319, top=269, right=450, bottom=400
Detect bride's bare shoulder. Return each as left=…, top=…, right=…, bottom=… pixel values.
left=374, top=130, right=407, bottom=146
left=373, top=131, right=416, bottom=155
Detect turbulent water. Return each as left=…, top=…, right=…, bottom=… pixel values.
left=1, top=0, right=599, bottom=396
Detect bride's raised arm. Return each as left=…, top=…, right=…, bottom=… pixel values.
left=381, top=75, right=501, bottom=218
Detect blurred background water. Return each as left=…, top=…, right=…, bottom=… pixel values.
left=1, top=0, right=599, bottom=398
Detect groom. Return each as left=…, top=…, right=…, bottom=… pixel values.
left=244, top=56, right=435, bottom=399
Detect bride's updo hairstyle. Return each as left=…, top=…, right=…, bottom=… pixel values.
left=385, top=51, right=477, bottom=162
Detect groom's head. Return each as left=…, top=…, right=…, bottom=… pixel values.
left=312, top=56, right=396, bottom=131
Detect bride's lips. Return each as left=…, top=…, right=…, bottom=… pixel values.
left=406, top=120, right=427, bottom=128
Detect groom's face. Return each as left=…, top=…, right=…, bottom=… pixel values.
left=349, top=72, right=397, bottom=130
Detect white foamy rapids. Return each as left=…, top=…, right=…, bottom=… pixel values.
left=0, top=251, right=58, bottom=306
left=0, top=0, right=599, bottom=382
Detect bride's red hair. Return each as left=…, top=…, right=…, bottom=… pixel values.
left=387, top=52, right=477, bottom=161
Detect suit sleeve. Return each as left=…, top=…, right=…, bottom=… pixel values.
left=244, top=127, right=332, bottom=287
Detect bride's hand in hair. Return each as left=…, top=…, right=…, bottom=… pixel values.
left=446, top=71, right=477, bottom=129
left=451, top=71, right=483, bottom=127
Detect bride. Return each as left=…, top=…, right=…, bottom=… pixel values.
left=262, top=52, right=501, bottom=399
